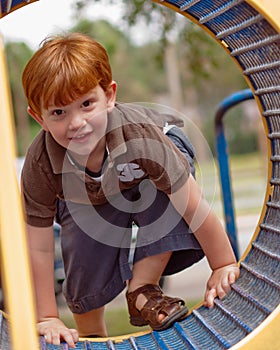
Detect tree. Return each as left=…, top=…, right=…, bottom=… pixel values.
left=5, top=42, right=33, bottom=155
left=70, top=18, right=167, bottom=102
left=73, top=0, right=220, bottom=79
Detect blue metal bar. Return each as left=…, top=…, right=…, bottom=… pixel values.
left=214, top=89, right=254, bottom=260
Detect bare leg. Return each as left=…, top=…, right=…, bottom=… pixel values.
left=128, top=252, right=172, bottom=321
left=73, top=306, right=107, bottom=337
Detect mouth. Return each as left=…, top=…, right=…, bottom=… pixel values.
left=70, top=132, right=92, bottom=144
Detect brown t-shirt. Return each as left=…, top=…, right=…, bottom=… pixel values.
left=22, top=103, right=190, bottom=227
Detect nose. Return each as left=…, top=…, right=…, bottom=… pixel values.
left=68, top=113, right=87, bottom=131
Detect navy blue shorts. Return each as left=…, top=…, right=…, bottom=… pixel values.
left=56, top=180, right=204, bottom=314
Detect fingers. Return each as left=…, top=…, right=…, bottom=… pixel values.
left=43, top=331, right=60, bottom=346
left=204, top=284, right=227, bottom=308
left=38, top=319, right=78, bottom=348
left=229, top=271, right=237, bottom=284
left=204, top=266, right=240, bottom=308
left=204, top=288, right=216, bottom=308
left=70, top=329, right=80, bottom=342
left=43, top=329, right=78, bottom=348
left=60, top=329, right=79, bottom=348
left=220, top=273, right=232, bottom=296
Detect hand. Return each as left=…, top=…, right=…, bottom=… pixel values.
left=204, top=263, right=240, bottom=308
left=37, top=317, right=79, bottom=348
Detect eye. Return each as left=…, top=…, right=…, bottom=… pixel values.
left=52, top=109, right=65, bottom=116
left=81, top=99, right=94, bottom=108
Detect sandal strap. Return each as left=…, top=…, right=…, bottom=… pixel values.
left=126, top=284, right=185, bottom=321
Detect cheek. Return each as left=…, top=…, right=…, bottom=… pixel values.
left=47, top=124, right=67, bottom=140
left=40, top=120, right=50, bottom=132
left=90, top=113, right=107, bottom=131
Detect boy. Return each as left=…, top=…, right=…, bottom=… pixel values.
left=21, top=33, right=239, bottom=348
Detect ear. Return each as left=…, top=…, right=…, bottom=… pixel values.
left=27, top=106, right=49, bottom=131
left=106, top=81, right=117, bottom=112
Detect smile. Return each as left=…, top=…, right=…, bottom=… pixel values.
left=75, top=134, right=86, bottom=139
left=70, top=132, right=92, bottom=143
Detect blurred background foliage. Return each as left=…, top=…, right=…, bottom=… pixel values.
left=4, top=0, right=264, bottom=158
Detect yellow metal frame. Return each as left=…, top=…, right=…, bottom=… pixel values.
left=0, top=35, right=39, bottom=349
left=0, top=0, right=279, bottom=349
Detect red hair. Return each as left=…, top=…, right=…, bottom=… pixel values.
left=22, top=33, right=112, bottom=115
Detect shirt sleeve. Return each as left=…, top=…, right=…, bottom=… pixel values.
left=21, top=152, right=58, bottom=227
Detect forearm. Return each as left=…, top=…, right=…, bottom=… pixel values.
left=28, top=233, right=78, bottom=347
left=169, top=175, right=236, bottom=271
left=169, top=175, right=239, bottom=308
left=27, top=224, right=59, bottom=321
left=30, top=249, right=59, bottom=320
left=190, top=207, right=237, bottom=270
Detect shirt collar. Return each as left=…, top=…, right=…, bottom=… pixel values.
left=106, top=105, right=127, bottom=160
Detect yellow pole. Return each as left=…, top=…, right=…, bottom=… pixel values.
left=0, top=34, right=39, bottom=349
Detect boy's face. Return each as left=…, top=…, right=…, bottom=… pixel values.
left=28, top=83, right=117, bottom=159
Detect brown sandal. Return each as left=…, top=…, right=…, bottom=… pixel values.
left=126, top=284, right=188, bottom=331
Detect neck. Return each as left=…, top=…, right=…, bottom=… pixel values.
left=68, top=137, right=107, bottom=172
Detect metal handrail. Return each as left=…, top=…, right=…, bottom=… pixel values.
left=214, top=89, right=254, bottom=260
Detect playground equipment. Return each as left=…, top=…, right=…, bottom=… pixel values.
left=0, top=0, right=279, bottom=349
left=215, top=88, right=255, bottom=260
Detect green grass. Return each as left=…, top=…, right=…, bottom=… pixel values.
left=197, top=151, right=267, bottom=218
left=60, top=308, right=150, bottom=337
left=105, top=308, right=149, bottom=337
